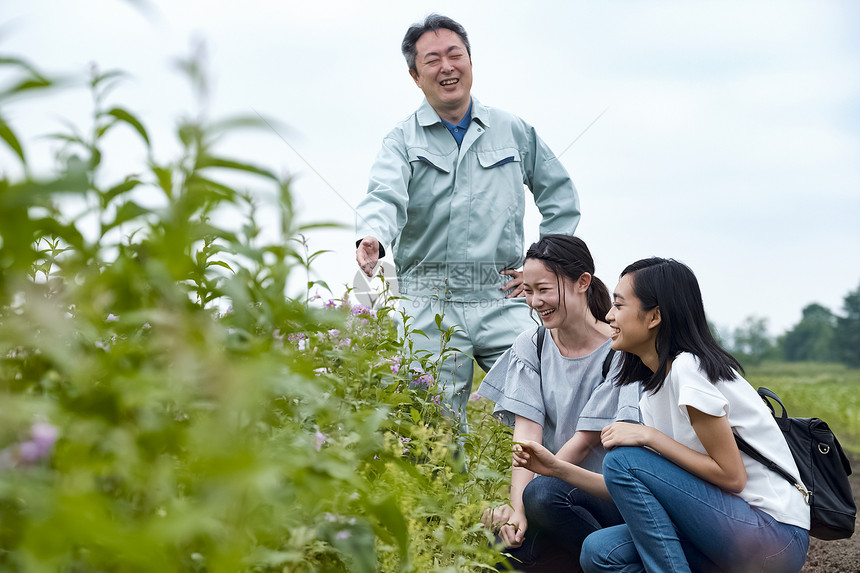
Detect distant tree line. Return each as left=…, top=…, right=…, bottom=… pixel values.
left=722, top=280, right=860, bottom=367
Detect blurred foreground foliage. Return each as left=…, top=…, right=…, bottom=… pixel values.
left=0, top=53, right=512, bottom=571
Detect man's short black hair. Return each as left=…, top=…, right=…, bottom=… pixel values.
left=401, top=14, right=471, bottom=74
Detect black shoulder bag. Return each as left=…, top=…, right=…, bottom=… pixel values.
left=733, top=386, right=856, bottom=540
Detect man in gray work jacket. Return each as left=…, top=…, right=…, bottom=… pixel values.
left=355, top=14, right=580, bottom=429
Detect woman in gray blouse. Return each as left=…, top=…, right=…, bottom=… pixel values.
left=479, top=235, right=640, bottom=572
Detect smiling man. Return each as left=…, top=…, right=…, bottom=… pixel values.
left=355, top=14, right=580, bottom=429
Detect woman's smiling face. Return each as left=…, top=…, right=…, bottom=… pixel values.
left=606, top=273, right=660, bottom=356
left=522, top=258, right=586, bottom=329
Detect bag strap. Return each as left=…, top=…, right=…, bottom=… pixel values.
left=535, top=325, right=615, bottom=381
left=757, top=387, right=788, bottom=419
left=733, top=432, right=800, bottom=487
left=536, top=325, right=546, bottom=369
left=602, top=349, right=616, bottom=380
left=732, top=386, right=811, bottom=504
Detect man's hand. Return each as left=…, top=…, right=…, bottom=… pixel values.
left=356, top=236, right=381, bottom=277
left=500, top=269, right=525, bottom=298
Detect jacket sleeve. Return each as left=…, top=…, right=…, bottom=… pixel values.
left=354, top=136, right=411, bottom=251
left=523, top=127, right=581, bottom=237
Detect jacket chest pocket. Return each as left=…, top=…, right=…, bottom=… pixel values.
left=475, top=148, right=525, bottom=214
left=406, top=148, right=455, bottom=207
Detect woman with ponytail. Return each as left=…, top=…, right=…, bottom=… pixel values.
left=478, top=235, right=641, bottom=572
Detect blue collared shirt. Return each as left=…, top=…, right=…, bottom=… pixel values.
left=440, top=101, right=473, bottom=147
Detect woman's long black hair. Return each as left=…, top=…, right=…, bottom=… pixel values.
left=524, top=235, right=611, bottom=324
left=613, top=257, right=743, bottom=393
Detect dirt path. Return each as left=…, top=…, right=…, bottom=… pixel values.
left=801, top=453, right=859, bottom=572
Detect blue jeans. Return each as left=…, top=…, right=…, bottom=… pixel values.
left=580, top=447, right=809, bottom=573
left=502, top=475, right=623, bottom=572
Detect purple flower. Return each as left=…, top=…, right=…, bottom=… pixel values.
left=351, top=304, right=372, bottom=316
left=31, top=423, right=58, bottom=452
left=288, top=333, right=308, bottom=351
left=390, top=363, right=400, bottom=374
left=18, top=441, right=40, bottom=462
left=324, top=300, right=338, bottom=309
left=314, top=426, right=328, bottom=451
left=18, top=422, right=58, bottom=462
left=106, top=313, right=119, bottom=322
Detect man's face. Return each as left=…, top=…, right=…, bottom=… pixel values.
left=410, top=29, right=472, bottom=117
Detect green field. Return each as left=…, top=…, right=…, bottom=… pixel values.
left=743, top=362, right=860, bottom=455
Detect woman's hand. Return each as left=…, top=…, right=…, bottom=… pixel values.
left=480, top=504, right=527, bottom=548
left=600, top=421, right=652, bottom=450
left=481, top=504, right=513, bottom=532
left=498, top=508, right=527, bottom=548
left=512, top=440, right=560, bottom=477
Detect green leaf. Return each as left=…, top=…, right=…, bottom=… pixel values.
left=206, top=260, right=233, bottom=272
left=0, top=77, right=52, bottom=100
left=103, top=107, right=150, bottom=147
left=151, top=165, right=173, bottom=197
left=103, top=201, right=150, bottom=233
left=102, top=178, right=142, bottom=208
left=0, top=56, right=45, bottom=76
left=410, top=408, right=420, bottom=424
left=7, top=174, right=89, bottom=203
left=195, top=155, right=279, bottom=181
left=0, top=115, right=25, bottom=163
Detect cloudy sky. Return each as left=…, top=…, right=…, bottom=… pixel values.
left=3, top=0, right=859, bottom=338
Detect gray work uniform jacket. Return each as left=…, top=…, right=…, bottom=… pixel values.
left=355, top=97, right=580, bottom=299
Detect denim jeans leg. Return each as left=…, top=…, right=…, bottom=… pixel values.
left=597, top=447, right=808, bottom=573
left=503, top=475, right=623, bottom=572
left=580, top=525, right=720, bottom=573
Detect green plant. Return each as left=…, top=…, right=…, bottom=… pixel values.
left=0, top=50, right=513, bottom=572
